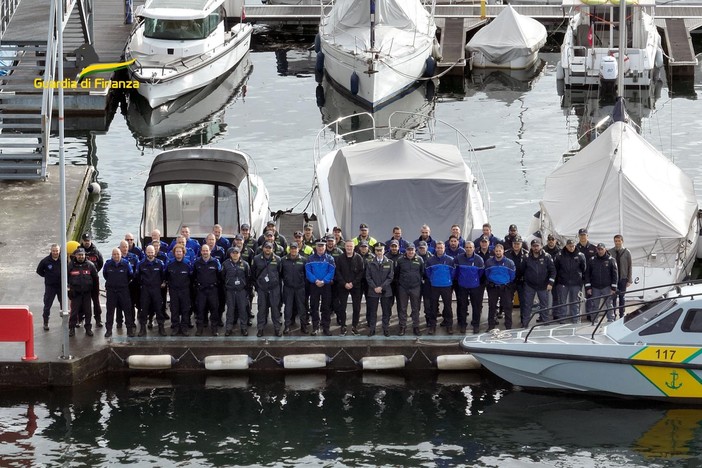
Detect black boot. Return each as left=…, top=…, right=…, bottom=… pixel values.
left=43, top=320, right=49, bottom=331
left=85, top=325, right=94, bottom=337
left=138, top=326, right=147, bottom=337
left=69, top=327, right=75, bottom=337
left=127, top=327, right=136, bottom=338
left=158, top=324, right=167, bottom=337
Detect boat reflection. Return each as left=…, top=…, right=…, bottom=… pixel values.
left=274, top=48, right=316, bottom=78
left=316, top=78, right=437, bottom=142
left=126, top=53, right=253, bottom=149
left=466, top=58, right=546, bottom=102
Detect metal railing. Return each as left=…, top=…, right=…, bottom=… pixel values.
left=0, top=0, right=20, bottom=38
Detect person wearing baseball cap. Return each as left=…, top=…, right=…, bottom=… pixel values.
left=280, top=242, right=308, bottom=335
left=257, top=222, right=288, bottom=252
left=554, top=237, right=586, bottom=324
left=353, top=223, right=377, bottom=251
left=522, top=237, right=556, bottom=327
left=504, top=235, right=528, bottom=326
left=585, top=241, right=618, bottom=323
left=504, top=224, right=520, bottom=246
left=251, top=239, right=283, bottom=337
left=222, top=245, right=250, bottom=336
left=67, top=245, right=99, bottom=338
left=577, top=228, right=597, bottom=260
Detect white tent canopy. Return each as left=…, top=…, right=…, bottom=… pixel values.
left=539, top=121, right=698, bottom=267
left=466, top=5, right=547, bottom=64
left=326, top=139, right=472, bottom=239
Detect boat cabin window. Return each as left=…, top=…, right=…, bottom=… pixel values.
left=144, top=7, right=224, bottom=40
left=681, top=309, right=702, bottom=333
left=623, top=299, right=675, bottom=331
left=638, top=308, right=682, bottom=337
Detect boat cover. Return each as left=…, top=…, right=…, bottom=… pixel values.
left=320, top=0, right=435, bottom=54
left=466, top=5, right=546, bottom=64
left=145, top=148, right=249, bottom=188
left=326, top=139, right=471, bottom=239
left=539, top=121, right=698, bottom=266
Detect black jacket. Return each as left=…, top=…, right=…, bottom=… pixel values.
left=334, top=253, right=365, bottom=288
left=36, top=255, right=62, bottom=286
left=281, top=254, right=307, bottom=289
left=585, top=253, right=618, bottom=290
left=251, top=253, right=282, bottom=291
left=395, top=255, right=425, bottom=290
left=523, top=251, right=556, bottom=290
left=554, top=248, right=586, bottom=287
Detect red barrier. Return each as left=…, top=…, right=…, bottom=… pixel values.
left=0, top=306, right=38, bottom=361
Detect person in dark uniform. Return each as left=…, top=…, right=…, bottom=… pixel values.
left=474, top=223, right=499, bottom=251
left=302, top=223, right=316, bottom=249
left=119, top=240, right=140, bottom=330
left=306, top=239, right=336, bottom=336
left=80, top=232, right=104, bottom=328
left=504, top=236, right=527, bottom=323
left=612, top=234, right=633, bottom=319
left=288, top=231, right=314, bottom=257
left=193, top=244, right=222, bottom=336
left=239, top=223, right=258, bottom=254
left=395, top=244, right=424, bottom=336
left=251, top=242, right=283, bottom=337
left=455, top=241, right=485, bottom=334
left=425, top=241, right=456, bottom=335
left=204, top=233, right=226, bottom=327
left=168, top=225, right=201, bottom=256
left=166, top=244, right=193, bottom=336
left=102, top=248, right=134, bottom=338
left=416, top=240, right=433, bottom=325
left=257, top=220, right=288, bottom=251
left=484, top=244, right=516, bottom=330
left=384, top=239, right=403, bottom=311
left=544, top=234, right=560, bottom=257
left=67, top=247, right=98, bottom=337
left=414, top=224, right=437, bottom=254
left=365, top=243, right=394, bottom=336
left=353, top=223, right=378, bottom=250
left=522, top=238, right=556, bottom=327
left=332, top=226, right=345, bottom=246
left=125, top=232, right=144, bottom=261
left=445, top=235, right=465, bottom=259
left=150, top=229, right=170, bottom=254
left=136, top=245, right=166, bottom=337
left=325, top=235, right=344, bottom=324
left=554, top=239, right=586, bottom=323
left=334, top=240, right=364, bottom=336
left=503, top=224, right=520, bottom=247
left=476, top=236, right=493, bottom=262
left=256, top=231, right=286, bottom=257
left=585, top=243, right=618, bottom=322
left=385, top=226, right=411, bottom=253
left=446, top=224, right=466, bottom=249
left=576, top=228, right=597, bottom=261
left=36, top=243, right=62, bottom=331
left=281, top=243, right=308, bottom=334
left=212, top=224, right=231, bottom=252
left=356, top=241, right=374, bottom=329
left=222, top=247, right=251, bottom=336
left=150, top=239, right=169, bottom=327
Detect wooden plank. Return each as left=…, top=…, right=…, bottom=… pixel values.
left=440, top=17, right=466, bottom=65
left=664, top=18, right=696, bottom=64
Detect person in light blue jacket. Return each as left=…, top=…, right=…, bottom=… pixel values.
left=425, top=241, right=456, bottom=335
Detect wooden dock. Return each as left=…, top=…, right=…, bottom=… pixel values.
left=662, top=18, right=697, bottom=83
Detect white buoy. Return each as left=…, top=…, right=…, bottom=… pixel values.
left=360, top=355, right=406, bottom=370
left=283, top=353, right=329, bottom=369
left=127, top=354, right=175, bottom=370
left=436, top=354, right=481, bottom=371
left=204, top=355, right=252, bottom=371
left=87, top=182, right=101, bottom=195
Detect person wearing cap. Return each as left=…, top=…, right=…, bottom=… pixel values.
left=384, top=239, right=403, bottom=311
left=192, top=244, right=222, bottom=336
left=257, top=220, right=288, bottom=251
left=473, top=223, right=498, bottom=250
left=80, top=232, right=105, bottom=329
left=36, top=244, right=62, bottom=331
left=281, top=243, right=309, bottom=334
left=251, top=241, right=283, bottom=337
left=425, top=241, right=456, bottom=334
left=239, top=223, right=257, bottom=254
left=332, top=226, right=345, bottom=246
left=302, top=223, right=316, bottom=249
left=306, top=239, right=336, bottom=336
left=415, top=240, right=434, bottom=323
left=288, top=231, right=313, bottom=257
left=353, top=223, right=377, bottom=251
left=554, top=238, right=586, bottom=323
left=503, top=224, right=520, bottom=247
left=256, top=231, right=285, bottom=257
left=585, top=243, right=618, bottom=322
left=136, top=245, right=167, bottom=337
left=385, top=226, right=411, bottom=254
left=413, top=224, right=437, bottom=254
left=67, top=247, right=99, bottom=337
left=612, top=234, right=633, bottom=319
left=125, top=232, right=144, bottom=261
left=165, top=244, right=193, bottom=336
left=504, top=235, right=527, bottom=324
left=334, top=240, right=365, bottom=336
left=211, top=224, right=231, bottom=252
left=445, top=235, right=465, bottom=259
left=476, top=236, right=493, bottom=262
left=484, top=244, right=517, bottom=330
left=576, top=228, right=597, bottom=261
left=395, top=243, right=425, bottom=336
left=168, top=226, right=201, bottom=256
left=232, top=234, right=255, bottom=264
left=102, top=248, right=134, bottom=338
left=222, top=246, right=251, bottom=336
left=455, top=241, right=485, bottom=334
left=325, top=236, right=344, bottom=324
left=544, top=234, right=560, bottom=258
left=446, top=224, right=466, bottom=249
left=365, top=243, right=394, bottom=337
left=521, top=238, right=556, bottom=327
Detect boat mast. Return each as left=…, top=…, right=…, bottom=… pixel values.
left=370, top=0, right=376, bottom=50
left=617, top=0, right=626, bottom=236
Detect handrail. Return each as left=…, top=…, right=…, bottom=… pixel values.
left=40, top=0, right=59, bottom=180
left=0, top=0, right=20, bottom=38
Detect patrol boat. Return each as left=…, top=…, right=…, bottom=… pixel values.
left=139, top=148, right=269, bottom=247
left=311, top=112, right=489, bottom=242
left=461, top=285, right=702, bottom=402
left=125, top=0, right=252, bottom=108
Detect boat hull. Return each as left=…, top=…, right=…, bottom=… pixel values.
left=469, top=50, right=540, bottom=70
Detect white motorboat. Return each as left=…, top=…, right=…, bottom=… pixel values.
left=556, top=0, right=662, bottom=89
left=311, top=112, right=489, bottom=241
left=466, top=5, right=546, bottom=70
left=140, top=148, right=270, bottom=246
left=125, top=0, right=252, bottom=108
left=316, top=0, right=439, bottom=109
left=461, top=287, right=702, bottom=402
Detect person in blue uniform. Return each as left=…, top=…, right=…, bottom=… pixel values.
left=251, top=242, right=283, bottom=337
left=166, top=244, right=193, bottom=336
left=385, top=226, right=411, bottom=253
left=125, top=232, right=144, bottom=261
left=136, top=245, right=166, bottom=337
left=455, top=241, right=485, bottom=334
left=306, top=239, right=336, bottom=336
left=102, top=248, right=134, bottom=338
left=193, top=244, right=222, bottom=336
left=119, top=240, right=140, bottom=331
left=484, top=244, right=516, bottom=330
left=36, top=243, right=62, bottom=331
left=222, top=247, right=250, bottom=336
left=425, top=241, right=456, bottom=335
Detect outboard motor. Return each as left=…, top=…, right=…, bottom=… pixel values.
left=599, top=55, right=617, bottom=102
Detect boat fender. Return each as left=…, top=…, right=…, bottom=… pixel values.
left=350, top=71, right=359, bottom=95
left=204, top=355, right=252, bottom=371
left=655, top=47, right=664, bottom=68
left=360, top=355, right=406, bottom=370
left=556, top=61, right=564, bottom=80
left=316, top=84, right=325, bottom=107
left=425, top=80, right=435, bottom=101
left=283, top=353, right=329, bottom=369
left=424, top=56, right=436, bottom=78
left=436, top=354, right=481, bottom=371
left=127, top=354, right=176, bottom=370
left=88, top=182, right=101, bottom=195
left=314, top=33, right=321, bottom=54
left=315, top=51, right=324, bottom=73
left=315, top=68, right=324, bottom=84
left=66, top=240, right=80, bottom=255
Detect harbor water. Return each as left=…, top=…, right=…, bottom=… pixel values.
left=4, top=34, right=702, bottom=464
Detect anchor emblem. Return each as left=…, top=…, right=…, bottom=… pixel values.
left=665, top=371, right=683, bottom=390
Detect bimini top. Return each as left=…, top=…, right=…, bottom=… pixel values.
left=142, top=0, right=224, bottom=20
left=145, top=148, right=249, bottom=188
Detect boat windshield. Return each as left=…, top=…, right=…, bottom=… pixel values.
left=144, top=8, right=223, bottom=41
left=623, top=299, right=676, bottom=331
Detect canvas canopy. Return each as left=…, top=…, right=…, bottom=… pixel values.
left=539, top=121, right=698, bottom=267
left=466, top=5, right=547, bottom=64
left=326, top=139, right=472, bottom=239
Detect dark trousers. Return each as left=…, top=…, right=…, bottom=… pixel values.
left=430, top=286, right=453, bottom=327
left=257, top=288, right=281, bottom=331
left=69, top=292, right=92, bottom=328
left=522, top=285, right=551, bottom=327
left=456, top=285, right=484, bottom=329
left=336, top=284, right=362, bottom=327
left=397, top=285, right=421, bottom=328
left=169, top=286, right=191, bottom=330
left=196, top=287, right=219, bottom=328
left=91, top=282, right=102, bottom=323
left=614, top=278, right=628, bottom=318
left=140, top=286, right=163, bottom=325
left=420, top=281, right=432, bottom=324
left=127, top=280, right=140, bottom=325
left=226, top=288, right=249, bottom=331
left=106, top=287, right=133, bottom=330
left=309, top=283, right=332, bottom=330
left=487, top=284, right=513, bottom=329
left=366, top=295, right=393, bottom=331
left=42, top=284, right=62, bottom=321
left=283, top=285, right=307, bottom=327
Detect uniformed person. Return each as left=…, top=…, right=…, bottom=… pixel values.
left=136, top=245, right=166, bottom=337
left=455, top=241, right=485, bottom=334
left=281, top=243, right=308, bottom=334
left=222, top=247, right=251, bottom=336
left=80, top=232, right=104, bottom=328
left=193, top=244, right=222, bottom=336
left=36, top=244, right=62, bottom=331
left=353, top=223, right=377, bottom=250
left=425, top=241, right=456, bottom=334
left=67, top=247, right=99, bottom=337
left=395, top=244, right=424, bottom=336
left=306, top=239, right=336, bottom=335
left=365, top=243, right=394, bottom=336
left=166, top=245, right=193, bottom=336
left=102, top=248, right=134, bottom=338
left=251, top=242, right=283, bottom=337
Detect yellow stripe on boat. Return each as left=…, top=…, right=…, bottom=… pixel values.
left=77, top=59, right=136, bottom=80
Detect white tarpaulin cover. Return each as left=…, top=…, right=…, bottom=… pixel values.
left=466, top=5, right=547, bottom=64
left=539, top=121, right=698, bottom=266
left=321, top=0, right=435, bottom=54
left=326, top=139, right=471, bottom=239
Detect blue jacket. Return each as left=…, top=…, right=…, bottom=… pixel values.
left=103, top=258, right=133, bottom=289
left=385, top=237, right=411, bottom=253
left=485, top=256, right=516, bottom=286
left=455, top=253, right=484, bottom=289
left=445, top=246, right=466, bottom=259
left=305, top=252, right=336, bottom=284
left=413, top=236, right=437, bottom=254
left=137, top=258, right=165, bottom=288
left=167, top=247, right=196, bottom=266
left=425, top=254, right=455, bottom=287
left=169, top=238, right=201, bottom=256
